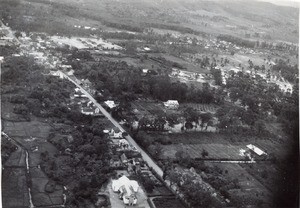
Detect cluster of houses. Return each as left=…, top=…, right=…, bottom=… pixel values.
left=104, top=126, right=160, bottom=206
left=70, top=87, right=101, bottom=116
left=170, top=68, right=208, bottom=84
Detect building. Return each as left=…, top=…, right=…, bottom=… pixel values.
left=81, top=107, right=100, bottom=115
left=120, top=153, right=128, bottom=164
left=104, top=100, right=117, bottom=109
left=109, top=127, right=123, bottom=138
left=81, top=78, right=92, bottom=87
left=246, top=144, right=267, bottom=156
left=119, top=139, right=129, bottom=149
left=142, top=69, right=149, bottom=74
left=50, top=70, right=64, bottom=79
left=112, top=175, right=139, bottom=205
left=163, top=100, right=179, bottom=109
left=74, top=89, right=87, bottom=98
left=144, top=47, right=151, bottom=51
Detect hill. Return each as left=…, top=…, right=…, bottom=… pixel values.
left=0, top=0, right=298, bottom=42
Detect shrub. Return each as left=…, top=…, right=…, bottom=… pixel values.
left=201, top=149, right=209, bottom=158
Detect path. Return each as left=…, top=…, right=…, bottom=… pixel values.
left=2, top=132, right=34, bottom=208
left=59, top=70, right=164, bottom=178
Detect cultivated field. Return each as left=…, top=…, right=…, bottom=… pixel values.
left=2, top=119, right=64, bottom=207
left=204, top=162, right=272, bottom=206
left=3, top=120, right=51, bottom=139
left=131, top=101, right=166, bottom=116
left=161, top=143, right=246, bottom=160
left=180, top=103, right=219, bottom=113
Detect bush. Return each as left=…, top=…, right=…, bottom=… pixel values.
left=201, top=149, right=209, bottom=158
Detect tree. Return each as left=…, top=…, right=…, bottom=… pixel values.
left=253, top=119, right=267, bottom=135
left=184, top=107, right=199, bottom=124
left=166, top=113, right=179, bottom=127
left=14, top=31, right=22, bottom=38
left=175, top=150, right=192, bottom=167
left=211, top=68, right=222, bottom=86
left=168, top=170, right=181, bottom=188
left=201, top=149, right=209, bottom=158
left=148, top=143, right=163, bottom=159
left=200, top=113, right=213, bottom=130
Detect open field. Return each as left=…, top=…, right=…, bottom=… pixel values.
left=3, top=120, right=51, bottom=139
left=132, top=101, right=166, bottom=116
left=50, top=36, right=122, bottom=50
left=161, top=143, right=246, bottom=160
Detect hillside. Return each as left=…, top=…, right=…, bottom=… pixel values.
left=1, top=0, right=298, bottom=43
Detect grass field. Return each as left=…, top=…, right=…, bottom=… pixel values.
left=161, top=143, right=246, bottom=160
left=3, top=120, right=51, bottom=139
left=132, top=101, right=166, bottom=116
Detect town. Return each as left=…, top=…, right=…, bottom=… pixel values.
left=1, top=0, right=299, bottom=208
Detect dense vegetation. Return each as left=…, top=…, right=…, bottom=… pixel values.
left=217, top=34, right=256, bottom=48
left=1, top=55, right=113, bottom=208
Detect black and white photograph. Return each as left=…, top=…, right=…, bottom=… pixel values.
left=0, top=0, right=299, bottom=207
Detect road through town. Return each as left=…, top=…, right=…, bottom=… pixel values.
left=59, top=71, right=164, bottom=178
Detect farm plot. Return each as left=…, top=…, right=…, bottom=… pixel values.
left=153, top=53, right=203, bottom=73
left=3, top=120, right=51, bottom=139
left=204, top=162, right=272, bottom=206
left=2, top=168, right=30, bottom=208
left=180, top=103, right=219, bottom=113
left=161, top=143, right=246, bottom=160
left=154, top=132, right=230, bottom=144
left=31, top=167, right=64, bottom=207
left=131, top=101, right=165, bottom=116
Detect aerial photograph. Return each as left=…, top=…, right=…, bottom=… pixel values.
left=0, top=0, right=299, bottom=207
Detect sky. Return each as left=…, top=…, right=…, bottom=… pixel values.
left=259, top=0, right=300, bottom=8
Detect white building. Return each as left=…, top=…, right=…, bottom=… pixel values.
left=112, top=175, right=139, bottom=205
left=163, top=100, right=179, bottom=109
left=104, top=100, right=117, bottom=109
left=109, top=128, right=123, bottom=138
left=81, top=107, right=100, bottom=115
left=246, top=144, right=267, bottom=156
left=50, top=70, right=64, bottom=79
